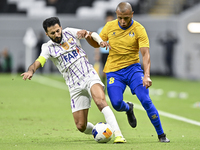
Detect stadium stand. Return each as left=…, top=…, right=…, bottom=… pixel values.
left=4, top=0, right=56, bottom=17
left=0, top=0, right=200, bottom=17
left=46, top=0, right=95, bottom=14
left=0, top=0, right=26, bottom=13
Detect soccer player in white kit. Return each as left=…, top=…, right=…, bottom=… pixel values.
left=21, top=17, right=126, bottom=143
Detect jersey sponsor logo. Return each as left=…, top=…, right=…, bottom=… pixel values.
left=61, top=42, right=70, bottom=50
left=109, top=77, right=115, bottom=84
left=129, top=31, right=135, bottom=37
left=63, top=50, right=78, bottom=62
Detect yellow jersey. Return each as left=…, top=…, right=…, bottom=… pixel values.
left=99, top=19, right=149, bottom=73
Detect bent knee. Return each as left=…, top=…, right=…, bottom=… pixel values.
left=76, top=123, right=86, bottom=132
left=141, top=99, right=152, bottom=110
left=95, top=98, right=108, bottom=111
left=112, top=100, right=123, bottom=111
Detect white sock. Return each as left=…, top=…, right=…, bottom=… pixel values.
left=101, top=106, right=123, bottom=137
left=83, top=122, right=94, bottom=134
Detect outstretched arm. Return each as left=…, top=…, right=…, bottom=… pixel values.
left=140, top=47, right=152, bottom=89
left=77, top=30, right=111, bottom=49
left=21, top=61, right=41, bottom=80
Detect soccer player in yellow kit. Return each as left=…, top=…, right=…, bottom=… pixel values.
left=99, top=2, right=170, bottom=142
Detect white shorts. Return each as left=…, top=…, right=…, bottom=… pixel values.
left=68, top=69, right=104, bottom=113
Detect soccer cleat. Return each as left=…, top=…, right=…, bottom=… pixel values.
left=113, top=136, right=127, bottom=143
left=158, top=133, right=170, bottom=143
left=126, top=102, right=137, bottom=128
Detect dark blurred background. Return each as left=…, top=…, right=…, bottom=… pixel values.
left=0, top=0, right=200, bottom=80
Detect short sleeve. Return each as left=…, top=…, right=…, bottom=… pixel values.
left=136, top=26, right=149, bottom=48
left=99, top=23, right=108, bottom=41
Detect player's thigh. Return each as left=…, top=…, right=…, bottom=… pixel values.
left=129, top=72, right=144, bottom=94
left=90, top=83, right=108, bottom=111
left=106, top=71, right=126, bottom=89
left=70, top=86, right=91, bottom=113
left=107, top=86, right=124, bottom=105
left=86, top=72, right=107, bottom=111
left=106, top=75, right=126, bottom=103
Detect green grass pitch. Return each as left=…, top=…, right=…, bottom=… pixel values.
left=0, top=73, right=200, bottom=150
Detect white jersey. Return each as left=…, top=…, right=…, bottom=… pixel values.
left=40, top=27, right=93, bottom=88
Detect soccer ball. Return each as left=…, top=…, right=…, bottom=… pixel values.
left=92, top=122, right=113, bottom=143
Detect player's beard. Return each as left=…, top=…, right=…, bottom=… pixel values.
left=50, top=33, right=63, bottom=44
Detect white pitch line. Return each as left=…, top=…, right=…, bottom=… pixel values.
left=33, top=75, right=200, bottom=127
left=132, top=103, right=200, bottom=126
left=157, top=109, right=200, bottom=126
left=33, top=75, right=68, bottom=91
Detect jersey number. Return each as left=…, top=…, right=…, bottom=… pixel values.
left=109, top=77, right=115, bottom=84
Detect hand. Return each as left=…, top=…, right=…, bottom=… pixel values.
left=100, top=41, right=111, bottom=50
left=77, top=30, right=89, bottom=39
left=143, top=75, right=152, bottom=89
left=21, top=71, right=33, bottom=80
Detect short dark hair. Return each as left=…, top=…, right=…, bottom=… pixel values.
left=105, top=10, right=114, bottom=18
left=43, top=17, right=61, bottom=32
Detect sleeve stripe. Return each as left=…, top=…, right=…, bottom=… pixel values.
left=36, top=56, right=46, bottom=67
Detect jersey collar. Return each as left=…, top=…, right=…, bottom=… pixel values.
left=118, top=19, right=133, bottom=30
left=52, top=33, right=65, bottom=46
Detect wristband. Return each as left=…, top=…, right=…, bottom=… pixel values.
left=91, top=32, right=103, bottom=45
